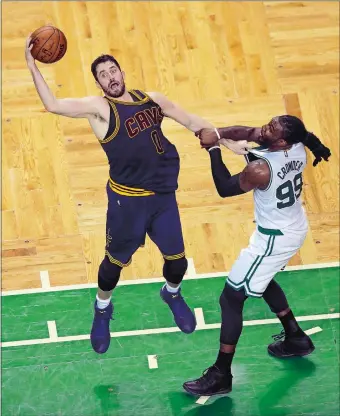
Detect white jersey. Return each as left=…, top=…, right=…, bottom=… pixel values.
left=247, top=143, right=308, bottom=233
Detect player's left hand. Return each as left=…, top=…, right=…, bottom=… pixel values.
left=25, top=35, right=37, bottom=69
left=220, top=138, right=249, bottom=155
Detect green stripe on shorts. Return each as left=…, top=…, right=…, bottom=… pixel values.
left=246, top=236, right=275, bottom=284
left=245, top=235, right=274, bottom=283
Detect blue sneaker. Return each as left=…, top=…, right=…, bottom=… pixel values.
left=160, top=286, right=196, bottom=334
left=90, top=301, right=113, bottom=354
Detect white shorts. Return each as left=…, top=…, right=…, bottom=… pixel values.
left=227, top=226, right=308, bottom=297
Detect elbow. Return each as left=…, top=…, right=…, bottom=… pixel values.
left=213, top=179, right=229, bottom=198
left=44, top=105, right=55, bottom=113
left=216, top=187, right=229, bottom=198
left=44, top=100, right=59, bottom=114
left=44, top=105, right=56, bottom=114
left=215, top=183, right=246, bottom=198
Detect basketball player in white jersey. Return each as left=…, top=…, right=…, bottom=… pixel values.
left=182, top=115, right=331, bottom=396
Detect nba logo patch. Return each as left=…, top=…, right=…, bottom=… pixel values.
left=106, top=229, right=112, bottom=248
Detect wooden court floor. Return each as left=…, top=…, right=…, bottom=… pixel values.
left=2, top=1, right=339, bottom=291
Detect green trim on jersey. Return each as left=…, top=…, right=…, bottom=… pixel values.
left=247, top=148, right=273, bottom=192
left=256, top=154, right=273, bottom=192
left=258, top=225, right=283, bottom=236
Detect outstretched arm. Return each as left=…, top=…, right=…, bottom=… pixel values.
left=208, top=147, right=270, bottom=197
left=147, top=92, right=249, bottom=155
left=25, top=36, right=103, bottom=118
left=147, top=92, right=213, bottom=132
left=218, top=126, right=261, bottom=142
left=197, top=126, right=262, bottom=149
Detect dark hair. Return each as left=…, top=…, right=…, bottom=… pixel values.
left=91, top=54, right=121, bottom=81
left=279, top=115, right=331, bottom=167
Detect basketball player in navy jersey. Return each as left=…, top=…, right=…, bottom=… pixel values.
left=25, top=38, right=248, bottom=354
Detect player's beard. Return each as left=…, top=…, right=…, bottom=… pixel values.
left=258, top=136, right=271, bottom=147
left=258, top=127, right=271, bottom=147
left=103, top=81, right=126, bottom=98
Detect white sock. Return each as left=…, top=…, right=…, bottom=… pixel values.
left=164, top=282, right=180, bottom=293
left=96, top=295, right=111, bottom=309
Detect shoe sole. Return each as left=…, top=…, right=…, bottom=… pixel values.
left=268, top=345, right=315, bottom=359
left=183, top=384, right=232, bottom=397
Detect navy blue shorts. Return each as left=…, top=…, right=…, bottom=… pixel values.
left=104, top=182, right=185, bottom=267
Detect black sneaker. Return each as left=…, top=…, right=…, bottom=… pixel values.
left=183, top=365, right=232, bottom=397
left=268, top=330, right=315, bottom=358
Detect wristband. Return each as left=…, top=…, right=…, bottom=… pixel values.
left=208, top=146, right=221, bottom=152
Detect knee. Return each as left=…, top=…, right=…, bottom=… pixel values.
left=219, top=284, right=247, bottom=313
left=219, top=284, right=247, bottom=345
left=98, top=257, right=122, bottom=292
left=163, top=257, right=188, bottom=284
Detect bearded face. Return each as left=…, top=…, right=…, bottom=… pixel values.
left=258, top=117, right=285, bottom=147
left=95, top=61, right=126, bottom=98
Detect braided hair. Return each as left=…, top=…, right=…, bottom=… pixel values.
left=279, top=115, right=331, bottom=167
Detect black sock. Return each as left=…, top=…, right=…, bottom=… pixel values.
left=214, top=350, right=234, bottom=374
left=279, top=310, right=304, bottom=338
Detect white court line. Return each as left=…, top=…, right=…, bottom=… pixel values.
left=196, top=325, right=324, bottom=406
left=305, top=326, right=322, bottom=336
left=186, top=258, right=197, bottom=277
left=39, top=271, right=50, bottom=289
left=194, top=308, right=206, bottom=329
left=278, top=262, right=339, bottom=272
left=147, top=355, right=158, bottom=369
left=203, top=313, right=339, bottom=330
left=47, top=321, right=58, bottom=341
left=196, top=396, right=210, bottom=405
left=1, top=313, right=337, bottom=349
left=2, top=261, right=338, bottom=297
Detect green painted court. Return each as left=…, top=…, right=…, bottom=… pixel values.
left=1, top=265, right=339, bottom=416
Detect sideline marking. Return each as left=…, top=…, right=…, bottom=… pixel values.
left=47, top=321, right=58, bottom=341
left=1, top=313, right=337, bottom=349
left=194, top=308, right=206, bottom=329
left=40, top=271, right=50, bottom=289
left=2, top=262, right=338, bottom=297
left=147, top=355, right=158, bottom=369
left=186, top=258, right=197, bottom=277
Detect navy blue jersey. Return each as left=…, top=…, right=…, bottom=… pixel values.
left=98, top=90, right=180, bottom=194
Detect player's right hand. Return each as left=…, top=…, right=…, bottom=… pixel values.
left=196, top=128, right=219, bottom=147
left=25, top=35, right=35, bottom=67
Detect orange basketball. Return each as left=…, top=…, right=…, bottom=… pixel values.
left=30, top=26, right=67, bottom=64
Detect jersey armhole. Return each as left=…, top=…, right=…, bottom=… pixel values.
left=135, top=91, right=164, bottom=120
left=246, top=152, right=273, bottom=193
left=257, top=156, right=273, bottom=192
left=100, top=99, right=120, bottom=144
